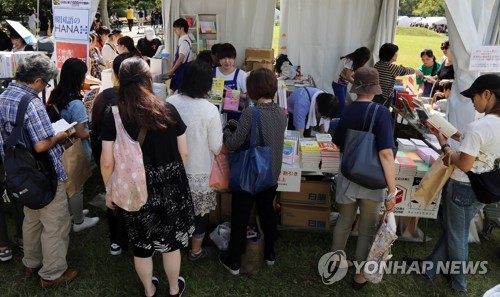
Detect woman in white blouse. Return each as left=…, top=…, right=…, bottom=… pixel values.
left=168, top=60, right=223, bottom=261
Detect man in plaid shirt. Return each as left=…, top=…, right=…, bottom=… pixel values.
left=0, top=53, right=80, bottom=288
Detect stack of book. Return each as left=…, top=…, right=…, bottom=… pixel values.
left=300, top=140, right=321, bottom=171
left=0, top=52, right=32, bottom=78
left=410, top=138, right=429, bottom=148
left=199, top=21, right=217, bottom=33
left=318, top=141, right=340, bottom=172
left=417, top=147, right=441, bottom=165
left=397, top=138, right=417, bottom=152
left=404, top=151, right=430, bottom=178
left=395, top=151, right=418, bottom=176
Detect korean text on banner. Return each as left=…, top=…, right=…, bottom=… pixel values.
left=53, top=8, right=90, bottom=41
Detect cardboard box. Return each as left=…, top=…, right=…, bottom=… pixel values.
left=280, top=181, right=331, bottom=208
left=245, top=48, right=274, bottom=63
left=252, top=61, right=274, bottom=71
left=280, top=204, right=330, bottom=230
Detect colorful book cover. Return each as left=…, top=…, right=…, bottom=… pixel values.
left=315, top=133, right=332, bottom=142
left=283, top=139, right=297, bottom=165
left=209, top=78, right=224, bottom=101
left=223, top=89, right=240, bottom=111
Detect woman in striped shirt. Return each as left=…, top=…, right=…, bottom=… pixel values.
left=373, top=43, right=423, bottom=107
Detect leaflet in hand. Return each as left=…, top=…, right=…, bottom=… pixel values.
left=426, top=114, right=457, bottom=139
left=52, top=119, right=77, bottom=136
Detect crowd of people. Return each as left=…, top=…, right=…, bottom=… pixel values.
left=0, top=15, right=499, bottom=296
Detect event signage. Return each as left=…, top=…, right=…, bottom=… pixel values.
left=53, top=8, right=90, bottom=41
left=469, top=46, right=500, bottom=71
left=52, top=0, right=91, bottom=9
left=55, top=41, right=88, bottom=68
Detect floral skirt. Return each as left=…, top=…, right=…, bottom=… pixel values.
left=187, top=173, right=217, bottom=216
left=124, top=161, right=195, bottom=253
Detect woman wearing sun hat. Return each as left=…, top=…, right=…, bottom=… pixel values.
left=332, top=67, right=397, bottom=290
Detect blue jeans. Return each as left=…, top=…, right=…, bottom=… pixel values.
left=424, top=179, right=484, bottom=292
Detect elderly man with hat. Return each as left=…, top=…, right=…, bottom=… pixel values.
left=332, top=67, right=397, bottom=291
left=0, top=53, right=79, bottom=288
left=102, top=29, right=123, bottom=68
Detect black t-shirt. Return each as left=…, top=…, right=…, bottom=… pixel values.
left=90, top=87, right=118, bottom=165
left=100, top=101, right=186, bottom=166
left=137, top=38, right=162, bottom=58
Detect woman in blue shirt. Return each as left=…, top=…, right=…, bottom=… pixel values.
left=48, top=58, right=99, bottom=233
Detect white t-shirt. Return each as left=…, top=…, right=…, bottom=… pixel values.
left=178, top=34, right=192, bottom=63
left=333, top=58, right=353, bottom=85
left=214, top=67, right=247, bottom=93
left=451, top=114, right=500, bottom=181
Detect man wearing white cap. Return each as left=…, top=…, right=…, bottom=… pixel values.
left=136, top=27, right=162, bottom=60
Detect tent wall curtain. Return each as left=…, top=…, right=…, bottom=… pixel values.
left=162, top=0, right=275, bottom=66
left=444, top=0, right=499, bottom=147
left=279, top=0, right=398, bottom=91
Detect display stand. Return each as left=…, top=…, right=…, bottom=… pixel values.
left=180, top=13, right=219, bottom=57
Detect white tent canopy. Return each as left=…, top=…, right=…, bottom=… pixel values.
left=161, top=0, right=499, bottom=94
left=398, top=16, right=423, bottom=27
left=420, top=16, right=447, bottom=26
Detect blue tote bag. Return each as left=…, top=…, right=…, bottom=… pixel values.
left=341, top=103, right=387, bottom=190
left=229, top=107, right=274, bottom=194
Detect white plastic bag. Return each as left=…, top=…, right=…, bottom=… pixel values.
left=210, top=222, right=231, bottom=251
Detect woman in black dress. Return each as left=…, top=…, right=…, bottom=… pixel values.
left=100, top=57, right=194, bottom=297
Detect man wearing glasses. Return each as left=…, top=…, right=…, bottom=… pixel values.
left=0, top=53, right=79, bottom=288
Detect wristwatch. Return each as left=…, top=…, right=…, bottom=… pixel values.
left=441, top=143, right=450, bottom=151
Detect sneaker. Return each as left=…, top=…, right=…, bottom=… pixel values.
left=218, top=253, right=240, bottom=276
left=188, top=247, right=212, bottom=262
left=73, top=216, right=100, bottom=232
left=168, top=276, right=185, bottom=297
left=109, top=243, right=122, bottom=256
left=265, top=252, right=276, bottom=266
left=0, top=247, right=12, bottom=262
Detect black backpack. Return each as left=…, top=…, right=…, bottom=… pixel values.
left=3, top=95, right=58, bottom=209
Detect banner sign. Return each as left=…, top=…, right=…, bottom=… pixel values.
left=53, top=8, right=90, bottom=41
left=52, top=0, right=91, bottom=9
left=469, top=46, right=500, bottom=71
left=55, top=41, right=88, bottom=68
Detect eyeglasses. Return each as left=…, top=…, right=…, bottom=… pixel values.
left=441, top=46, right=449, bottom=50
left=41, top=79, right=51, bottom=89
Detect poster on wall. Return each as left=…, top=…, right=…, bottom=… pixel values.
left=55, top=41, right=88, bottom=68
left=469, top=46, right=500, bottom=71
left=52, top=0, right=91, bottom=9
left=52, top=8, right=90, bottom=41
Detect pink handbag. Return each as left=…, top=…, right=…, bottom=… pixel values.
left=209, top=145, right=230, bottom=191
left=105, top=106, right=148, bottom=212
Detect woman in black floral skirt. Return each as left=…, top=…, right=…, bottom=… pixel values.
left=100, top=57, right=194, bottom=297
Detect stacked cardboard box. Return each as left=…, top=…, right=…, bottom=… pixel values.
left=280, top=181, right=331, bottom=230
left=243, top=48, right=274, bottom=72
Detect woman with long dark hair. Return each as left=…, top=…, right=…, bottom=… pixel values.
left=100, top=57, right=194, bottom=297
left=48, top=58, right=100, bottom=232
left=116, top=36, right=142, bottom=56
left=332, top=47, right=371, bottom=114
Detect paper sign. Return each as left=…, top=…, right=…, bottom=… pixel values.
left=52, top=0, right=91, bottom=9
left=277, top=163, right=301, bottom=192
left=53, top=8, right=90, bottom=41
left=469, top=46, right=500, bottom=71
left=55, top=41, right=88, bottom=68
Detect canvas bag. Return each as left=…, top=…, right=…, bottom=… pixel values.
left=363, top=212, right=398, bottom=283
left=413, top=152, right=454, bottom=207
left=341, top=103, right=387, bottom=189
left=229, top=107, right=273, bottom=194
left=61, top=138, right=92, bottom=197
left=209, top=145, right=230, bottom=191
left=105, top=106, right=148, bottom=212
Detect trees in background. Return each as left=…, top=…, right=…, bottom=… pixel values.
left=399, top=0, right=446, bottom=17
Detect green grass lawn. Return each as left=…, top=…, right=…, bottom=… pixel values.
left=272, top=25, right=447, bottom=69
left=0, top=169, right=499, bottom=296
